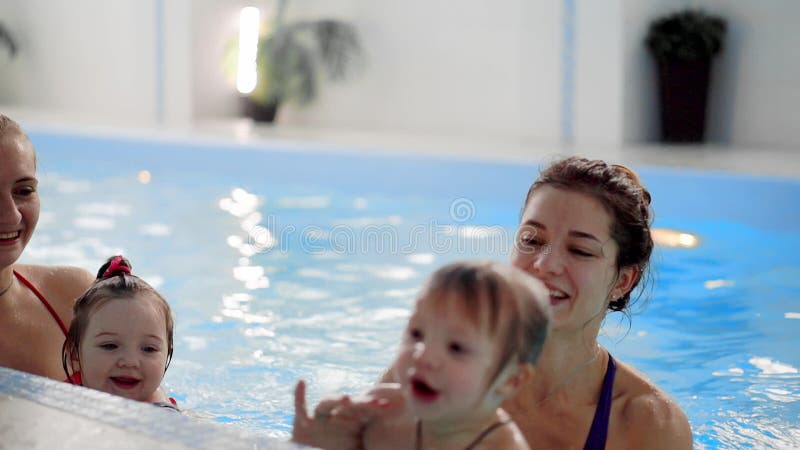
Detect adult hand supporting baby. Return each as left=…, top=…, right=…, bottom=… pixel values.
left=292, top=380, right=404, bottom=450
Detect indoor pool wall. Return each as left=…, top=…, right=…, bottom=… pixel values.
left=8, top=128, right=800, bottom=449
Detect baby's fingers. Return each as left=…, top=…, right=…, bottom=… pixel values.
left=293, top=380, right=310, bottom=423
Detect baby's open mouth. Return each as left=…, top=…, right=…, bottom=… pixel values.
left=110, top=376, right=141, bottom=389
left=411, top=377, right=440, bottom=402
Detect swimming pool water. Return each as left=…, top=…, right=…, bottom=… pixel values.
left=23, top=130, right=800, bottom=448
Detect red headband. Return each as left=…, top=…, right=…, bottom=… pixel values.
left=102, top=256, right=131, bottom=278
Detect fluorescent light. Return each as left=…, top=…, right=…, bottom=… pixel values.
left=237, top=7, right=260, bottom=94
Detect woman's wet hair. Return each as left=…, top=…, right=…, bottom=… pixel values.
left=62, top=256, right=174, bottom=382
left=419, top=260, right=550, bottom=382
left=523, top=156, right=654, bottom=313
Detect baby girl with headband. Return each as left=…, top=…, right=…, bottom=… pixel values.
left=62, top=255, right=178, bottom=410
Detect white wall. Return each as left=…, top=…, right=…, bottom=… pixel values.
left=702, top=0, right=800, bottom=148
left=0, top=1, right=158, bottom=122
left=192, top=0, right=566, bottom=145
left=162, top=0, right=193, bottom=127
left=0, top=0, right=191, bottom=127
left=2, top=1, right=799, bottom=148
left=623, top=0, right=800, bottom=148
left=574, top=0, right=623, bottom=146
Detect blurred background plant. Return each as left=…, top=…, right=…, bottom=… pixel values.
left=223, top=0, right=363, bottom=121
left=646, top=9, right=726, bottom=62
left=0, top=21, right=18, bottom=59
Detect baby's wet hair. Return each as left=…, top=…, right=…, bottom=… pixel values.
left=62, top=255, right=174, bottom=382
left=419, top=260, right=550, bottom=382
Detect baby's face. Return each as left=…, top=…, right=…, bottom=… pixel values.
left=393, top=293, right=504, bottom=422
left=78, top=296, right=169, bottom=402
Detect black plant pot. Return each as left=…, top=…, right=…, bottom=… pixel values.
left=241, top=96, right=280, bottom=123
left=656, top=58, right=712, bottom=143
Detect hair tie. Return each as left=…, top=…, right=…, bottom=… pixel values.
left=102, top=255, right=131, bottom=278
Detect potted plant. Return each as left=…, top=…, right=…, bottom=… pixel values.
left=646, top=9, right=726, bottom=142
left=225, top=0, right=363, bottom=123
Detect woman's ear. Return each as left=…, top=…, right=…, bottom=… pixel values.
left=612, top=265, right=639, bottom=300
left=496, top=364, right=534, bottom=399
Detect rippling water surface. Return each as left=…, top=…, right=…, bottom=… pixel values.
left=24, top=131, right=800, bottom=448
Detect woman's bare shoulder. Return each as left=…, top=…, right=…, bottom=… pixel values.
left=14, top=264, right=94, bottom=306
left=613, top=359, right=693, bottom=449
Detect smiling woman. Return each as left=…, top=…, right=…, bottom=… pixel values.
left=505, top=157, right=691, bottom=449
left=0, top=114, right=94, bottom=380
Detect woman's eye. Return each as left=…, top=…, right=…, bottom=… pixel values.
left=516, top=226, right=545, bottom=249
left=13, top=186, right=36, bottom=197
left=519, top=235, right=543, bottom=248
left=570, top=248, right=594, bottom=257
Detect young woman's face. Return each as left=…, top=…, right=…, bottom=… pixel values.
left=0, top=134, right=39, bottom=268
left=77, top=296, right=169, bottom=402
left=511, top=186, right=632, bottom=331
left=393, top=294, right=505, bottom=422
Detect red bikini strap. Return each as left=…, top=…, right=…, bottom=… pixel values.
left=13, top=270, right=69, bottom=336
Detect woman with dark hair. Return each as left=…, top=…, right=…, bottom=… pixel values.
left=0, top=114, right=95, bottom=380
left=294, top=156, right=692, bottom=449
left=502, top=157, right=691, bottom=449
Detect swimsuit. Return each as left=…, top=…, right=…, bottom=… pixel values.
left=584, top=353, right=617, bottom=450
left=13, top=270, right=68, bottom=336
left=415, top=416, right=511, bottom=450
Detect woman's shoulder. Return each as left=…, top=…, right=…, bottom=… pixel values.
left=612, top=358, right=693, bottom=449
left=13, top=264, right=94, bottom=307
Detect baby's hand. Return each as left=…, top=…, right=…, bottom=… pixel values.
left=350, top=383, right=406, bottom=421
